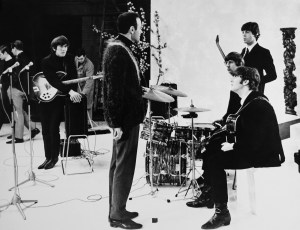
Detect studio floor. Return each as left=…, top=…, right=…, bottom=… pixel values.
left=0, top=120, right=300, bottom=230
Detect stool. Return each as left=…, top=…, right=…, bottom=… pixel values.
left=231, top=168, right=256, bottom=214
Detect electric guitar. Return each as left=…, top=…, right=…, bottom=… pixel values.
left=32, top=71, right=103, bottom=102
left=200, top=113, right=239, bottom=151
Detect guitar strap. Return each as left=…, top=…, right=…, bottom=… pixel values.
left=234, top=96, right=268, bottom=116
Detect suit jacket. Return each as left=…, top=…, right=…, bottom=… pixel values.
left=102, top=35, right=146, bottom=131
left=241, top=44, right=277, bottom=93
left=231, top=91, right=284, bottom=169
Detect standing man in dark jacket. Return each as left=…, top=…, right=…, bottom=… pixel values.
left=200, top=66, right=285, bottom=229
left=38, top=35, right=82, bottom=170
left=102, top=12, right=146, bottom=229
left=241, top=22, right=277, bottom=93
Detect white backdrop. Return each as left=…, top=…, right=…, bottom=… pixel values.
left=150, top=0, right=300, bottom=122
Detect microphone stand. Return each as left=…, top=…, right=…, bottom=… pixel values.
left=8, top=68, right=54, bottom=190
left=0, top=70, right=37, bottom=220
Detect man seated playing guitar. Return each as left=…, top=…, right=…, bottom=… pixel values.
left=38, top=35, right=82, bottom=170
left=193, top=66, right=285, bottom=229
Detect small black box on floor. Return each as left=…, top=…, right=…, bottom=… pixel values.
left=59, top=139, right=81, bottom=157
left=151, top=83, right=178, bottom=119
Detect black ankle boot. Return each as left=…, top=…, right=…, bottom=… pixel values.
left=38, top=159, right=51, bottom=169
left=201, top=203, right=231, bottom=229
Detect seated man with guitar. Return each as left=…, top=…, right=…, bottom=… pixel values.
left=37, top=35, right=82, bottom=170
left=199, top=66, right=285, bottom=229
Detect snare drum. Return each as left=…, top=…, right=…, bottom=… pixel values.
left=145, top=140, right=187, bottom=186
left=140, top=118, right=173, bottom=143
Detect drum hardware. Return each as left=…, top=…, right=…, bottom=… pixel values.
left=142, top=87, right=175, bottom=195
left=173, top=101, right=210, bottom=198
left=151, top=85, right=188, bottom=124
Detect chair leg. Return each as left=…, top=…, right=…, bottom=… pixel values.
left=247, top=168, right=256, bottom=214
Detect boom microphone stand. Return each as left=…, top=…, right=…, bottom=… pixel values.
left=0, top=69, right=37, bottom=220
left=9, top=65, right=54, bottom=190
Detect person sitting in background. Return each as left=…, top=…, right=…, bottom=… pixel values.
left=75, top=48, right=95, bottom=126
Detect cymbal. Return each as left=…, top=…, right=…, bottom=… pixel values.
left=151, top=85, right=188, bottom=97
left=174, top=106, right=210, bottom=113
left=142, top=87, right=175, bottom=103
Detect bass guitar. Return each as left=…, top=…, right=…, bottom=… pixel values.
left=32, top=71, right=103, bottom=102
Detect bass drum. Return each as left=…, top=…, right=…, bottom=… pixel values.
left=145, top=140, right=187, bottom=186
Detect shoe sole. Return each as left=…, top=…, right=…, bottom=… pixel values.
left=110, top=222, right=142, bottom=229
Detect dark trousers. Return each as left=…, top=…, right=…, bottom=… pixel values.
left=202, top=136, right=237, bottom=204
left=109, top=125, right=140, bottom=220
left=39, top=98, right=64, bottom=160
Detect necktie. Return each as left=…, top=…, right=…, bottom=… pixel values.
left=244, top=48, right=249, bottom=58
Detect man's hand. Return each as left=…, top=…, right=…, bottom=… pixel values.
left=113, top=128, right=123, bottom=141
left=69, top=90, right=82, bottom=103
left=221, top=142, right=234, bottom=152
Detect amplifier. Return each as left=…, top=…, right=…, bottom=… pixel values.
left=59, top=139, right=81, bottom=157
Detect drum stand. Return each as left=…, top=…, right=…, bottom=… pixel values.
left=9, top=70, right=54, bottom=191
left=147, top=99, right=159, bottom=195
left=0, top=71, right=37, bottom=220
left=175, top=111, right=199, bottom=198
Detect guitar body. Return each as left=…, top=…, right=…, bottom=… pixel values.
left=225, top=113, right=239, bottom=134
left=200, top=114, right=239, bottom=153
left=32, top=71, right=67, bottom=102
left=32, top=71, right=103, bottom=102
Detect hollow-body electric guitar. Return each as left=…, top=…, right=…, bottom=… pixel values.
left=32, top=71, right=103, bottom=102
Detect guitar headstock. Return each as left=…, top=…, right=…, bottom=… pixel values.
left=216, top=35, right=219, bottom=44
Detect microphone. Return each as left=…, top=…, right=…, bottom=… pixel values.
left=2, top=62, right=20, bottom=74
left=20, top=62, right=34, bottom=73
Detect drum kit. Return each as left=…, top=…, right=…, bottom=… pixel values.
left=141, top=85, right=213, bottom=197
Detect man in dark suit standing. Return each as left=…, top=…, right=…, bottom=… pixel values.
left=241, top=22, right=277, bottom=93
left=102, top=12, right=146, bottom=229
left=200, top=66, right=285, bottom=229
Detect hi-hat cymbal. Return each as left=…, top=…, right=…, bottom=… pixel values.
left=174, top=106, right=210, bottom=113
left=142, top=87, right=175, bottom=103
left=151, top=85, right=188, bottom=97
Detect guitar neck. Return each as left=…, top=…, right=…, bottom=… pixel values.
left=62, top=74, right=103, bottom=85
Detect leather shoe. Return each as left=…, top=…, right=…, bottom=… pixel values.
left=124, top=210, right=139, bottom=219
left=38, top=159, right=51, bottom=169
left=6, top=138, right=24, bottom=144
left=7, top=135, right=12, bottom=139
left=109, top=218, right=142, bottom=229
left=31, top=128, right=40, bottom=138
left=44, top=158, right=59, bottom=170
